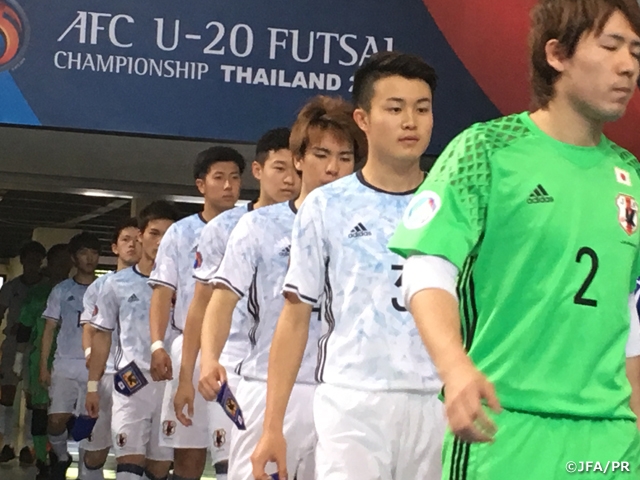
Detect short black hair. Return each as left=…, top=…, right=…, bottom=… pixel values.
left=255, top=128, right=291, bottom=166
left=138, top=200, right=180, bottom=232
left=68, top=232, right=101, bottom=256
left=19, top=241, right=46, bottom=262
left=46, top=244, right=69, bottom=263
left=193, top=146, right=246, bottom=180
left=352, top=51, right=438, bottom=111
left=111, top=217, right=140, bottom=245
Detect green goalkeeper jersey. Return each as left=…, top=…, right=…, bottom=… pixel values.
left=389, top=112, right=640, bottom=420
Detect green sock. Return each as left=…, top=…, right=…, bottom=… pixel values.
left=33, top=435, right=47, bottom=463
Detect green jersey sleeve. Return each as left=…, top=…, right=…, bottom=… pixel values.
left=389, top=125, right=492, bottom=270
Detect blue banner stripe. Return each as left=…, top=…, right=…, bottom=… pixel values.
left=0, top=71, right=40, bottom=125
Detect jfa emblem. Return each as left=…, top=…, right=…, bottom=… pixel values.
left=163, top=420, right=176, bottom=437
left=616, top=194, right=638, bottom=236
left=213, top=429, right=226, bottom=448
left=116, top=433, right=127, bottom=447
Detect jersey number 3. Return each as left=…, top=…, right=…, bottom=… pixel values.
left=391, top=265, right=407, bottom=312
left=574, top=247, right=598, bottom=308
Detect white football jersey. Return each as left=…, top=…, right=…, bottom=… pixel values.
left=42, top=278, right=89, bottom=369
left=148, top=213, right=207, bottom=332
left=80, top=272, right=119, bottom=374
left=283, top=172, right=441, bottom=392
left=194, top=203, right=254, bottom=370
left=213, top=201, right=321, bottom=383
left=93, top=266, right=171, bottom=371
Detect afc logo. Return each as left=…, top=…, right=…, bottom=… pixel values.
left=0, top=0, right=29, bottom=72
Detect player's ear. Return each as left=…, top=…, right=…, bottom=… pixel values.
left=251, top=161, right=263, bottom=181
left=195, top=178, right=206, bottom=195
left=544, top=38, right=567, bottom=74
left=353, top=107, right=370, bottom=134
left=111, top=243, right=118, bottom=256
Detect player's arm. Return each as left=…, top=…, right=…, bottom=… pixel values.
left=198, top=216, right=256, bottom=400
left=252, top=195, right=324, bottom=480
left=86, top=280, right=118, bottom=418
left=0, top=281, right=11, bottom=321
left=80, top=281, right=100, bottom=367
left=39, top=286, right=61, bottom=387
left=388, top=127, right=499, bottom=444
left=148, top=225, right=179, bottom=381
left=625, top=292, right=640, bottom=427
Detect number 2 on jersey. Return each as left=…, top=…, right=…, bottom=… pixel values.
left=574, top=247, right=598, bottom=307
left=391, top=264, right=407, bottom=312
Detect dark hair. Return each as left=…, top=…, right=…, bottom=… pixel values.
left=138, top=200, right=180, bottom=232
left=19, top=241, right=46, bottom=262
left=530, top=0, right=640, bottom=108
left=255, top=128, right=291, bottom=166
left=111, top=217, right=140, bottom=245
left=353, top=51, right=438, bottom=111
left=193, top=146, right=246, bottom=180
left=290, top=96, right=368, bottom=165
left=68, top=232, right=101, bottom=256
left=46, top=244, right=69, bottom=263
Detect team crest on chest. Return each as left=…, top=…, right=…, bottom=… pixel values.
left=616, top=194, right=638, bottom=235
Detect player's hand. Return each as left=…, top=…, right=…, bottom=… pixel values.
left=39, top=368, right=51, bottom=388
left=444, top=363, right=501, bottom=443
left=151, top=348, right=173, bottom=381
left=174, top=380, right=196, bottom=427
left=251, top=430, right=288, bottom=480
left=85, top=392, right=100, bottom=419
left=198, top=360, right=227, bottom=401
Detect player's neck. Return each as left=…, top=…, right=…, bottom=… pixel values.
left=201, top=202, right=225, bottom=222
left=136, top=257, right=154, bottom=277
left=360, top=155, right=424, bottom=193
left=253, top=194, right=274, bottom=209
left=73, top=271, right=96, bottom=286
left=21, top=271, right=42, bottom=285
left=294, top=183, right=314, bottom=210
left=116, top=259, right=134, bottom=272
left=529, top=99, right=604, bottom=147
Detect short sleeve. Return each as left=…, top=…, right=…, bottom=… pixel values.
left=388, top=127, right=492, bottom=270
left=42, top=284, right=62, bottom=322
left=91, top=278, right=120, bottom=332
left=194, top=218, right=228, bottom=284
left=80, top=280, right=100, bottom=324
left=0, top=280, right=14, bottom=308
left=148, top=224, right=179, bottom=290
left=213, top=215, right=259, bottom=298
left=283, top=192, right=327, bottom=305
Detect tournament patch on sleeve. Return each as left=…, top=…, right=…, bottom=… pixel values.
left=114, top=361, right=149, bottom=396
left=216, top=381, right=246, bottom=430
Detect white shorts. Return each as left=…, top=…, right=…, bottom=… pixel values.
left=112, top=379, right=173, bottom=462
left=314, top=384, right=446, bottom=480
left=159, top=334, right=211, bottom=449
left=49, top=361, right=88, bottom=415
left=81, top=374, right=113, bottom=451
left=209, top=371, right=241, bottom=463
left=229, top=378, right=316, bottom=480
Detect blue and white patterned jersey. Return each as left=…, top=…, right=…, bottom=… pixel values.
left=195, top=203, right=254, bottom=370
left=283, top=171, right=441, bottom=392
left=42, top=278, right=89, bottom=369
left=213, top=201, right=321, bottom=383
left=149, top=213, right=207, bottom=333
left=80, top=272, right=119, bottom=374
left=93, top=266, right=170, bottom=372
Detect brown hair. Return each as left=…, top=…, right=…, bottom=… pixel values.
left=289, top=96, right=367, bottom=165
left=529, top=0, right=640, bottom=108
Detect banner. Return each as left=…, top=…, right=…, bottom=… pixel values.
left=1, top=0, right=638, bottom=155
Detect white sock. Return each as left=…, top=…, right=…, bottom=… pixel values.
left=84, top=465, right=106, bottom=480
left=216, top=475, right=228, bottom=480
left=116, top=464, right=144, bottom=480
left=117, top=473, right=143, bottom=480
left=0, top=405, right=15, bottom=444
left=48, top=432, right=69, bottom=462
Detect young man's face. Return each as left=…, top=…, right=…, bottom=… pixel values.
left=48, top=252, right=72, bottom=280
left=356, top=75, right=433, bottom=164
left=21, top=252, right=45, bottom=276
left=196, top=161, right=242, bottom=211
left=72, top=248, right=99, bottom=275
left=112, top=227, right=141, bottom=267
left=139, top=219, right=174, bottom=262
left=294, top=130, right=355, bottom=192
left=253, top=149, right=300, bottom=204
left=556, top=10, right=640, bottom=122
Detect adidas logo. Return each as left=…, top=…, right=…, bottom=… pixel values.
left=278, top=245, right=291, bottom=257
left=348, top=223, right=372, bottom=238
left=527, top=184, right=554, bottom=204
left=128, top=294, right=139, bottom=303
